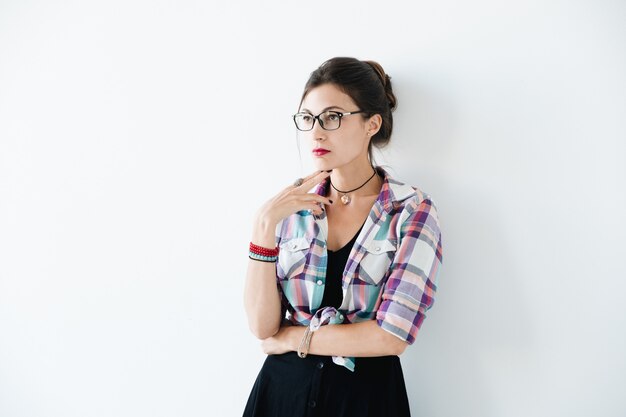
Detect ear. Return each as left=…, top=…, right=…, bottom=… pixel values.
left=366, top=114, right=383, bottom=137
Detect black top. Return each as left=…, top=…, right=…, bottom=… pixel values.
left=320, top=220, right=366, bottom=309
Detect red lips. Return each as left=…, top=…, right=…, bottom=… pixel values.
left=312, top=148, right=330, bottom=156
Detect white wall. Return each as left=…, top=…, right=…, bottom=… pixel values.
left=1, top=1, right=624, bottom=416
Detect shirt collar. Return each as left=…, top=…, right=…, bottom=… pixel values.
left=311, top=165, right=416, bottom=213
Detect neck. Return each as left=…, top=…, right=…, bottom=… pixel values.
left=328, top=163, right=382, bottom=199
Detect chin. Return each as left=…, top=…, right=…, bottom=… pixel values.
left=312, top=161, right=331, bottom=169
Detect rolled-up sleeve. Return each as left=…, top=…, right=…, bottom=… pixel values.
left=375, top=197, right=443, bottom=345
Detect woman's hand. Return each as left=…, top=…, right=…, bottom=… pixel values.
left=260, top=325, right=304, bottom=355
left=254, top=170, right=334, bottom=227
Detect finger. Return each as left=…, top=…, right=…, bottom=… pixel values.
left=294, top=170, right=331, bottom=191
left=308, top=168, right=333, bottom=178
left=304, top=169, right=330, bottom=182
left=302, top=202, right=324, bottom=215
left=301, top=193, right=333, bottom=206
left=279, top=170, right=325, bottom=194
left=287, top=191, right=333, bottom=206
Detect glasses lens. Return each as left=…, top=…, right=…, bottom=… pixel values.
left=320, top=111, right=341, bottom=130
left=294, top=113, right=314, bottom=130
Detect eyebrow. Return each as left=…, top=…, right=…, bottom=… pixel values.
left=300, top=106, right=346, bottom=113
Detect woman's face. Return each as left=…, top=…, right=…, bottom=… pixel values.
left=298, top=83, right=379, bottom=171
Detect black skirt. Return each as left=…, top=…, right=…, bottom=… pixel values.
left=242, top=350, right=412, bottom=417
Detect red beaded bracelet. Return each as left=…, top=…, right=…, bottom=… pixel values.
left=249, top=242, right=280, bottom=257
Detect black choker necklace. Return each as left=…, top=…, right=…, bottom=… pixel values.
left=330, top=168, right=378, bottom=205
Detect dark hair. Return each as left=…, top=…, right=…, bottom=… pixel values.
left=298, top=57, right=397, bottom=165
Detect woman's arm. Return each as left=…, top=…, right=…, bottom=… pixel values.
left=243, top=218, right=282, bottom=340
left=243, top=171, right=333, bottom=340
left=263, top=320, right=407, bottom=357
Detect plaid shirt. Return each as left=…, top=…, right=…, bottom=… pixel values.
left=274, top=166, right=443, bottom=371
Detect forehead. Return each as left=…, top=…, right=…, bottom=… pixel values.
left=300, top=83, right=357, bottom=111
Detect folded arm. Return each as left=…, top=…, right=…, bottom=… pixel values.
left=263, top=320, right=407, bottom=357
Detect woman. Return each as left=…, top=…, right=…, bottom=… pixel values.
left=243, top=57, right=443, bottom=417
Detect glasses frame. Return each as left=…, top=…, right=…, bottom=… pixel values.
left=292, top=110, right=369, bottom=131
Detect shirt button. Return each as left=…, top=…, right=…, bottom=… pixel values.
left=316, top=361, right=324, bottom=369
left=308, top=399, right=316, bottom=408
left=338, top=314, right=343, bottom=320
left=375, top=247, right=381, bottom=252
left=316, top=280, right=323, bottom=285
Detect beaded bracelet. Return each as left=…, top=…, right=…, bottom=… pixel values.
left=249, top=242, right=279, bottom=263
left=248, top=254, right=277, bottom=262
left=249, top=242, right=279, bottom=256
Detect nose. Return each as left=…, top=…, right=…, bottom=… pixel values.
left=310, top=117, right=327, bottom=141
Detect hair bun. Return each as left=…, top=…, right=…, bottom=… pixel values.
left=364, top=60, right=397, bottom=110
left=383, top=74, right=397, bottom=110
left=365, top=60, right=386, bottom=85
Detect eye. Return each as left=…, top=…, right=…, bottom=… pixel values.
left=300, top=114, right=313, bottom=122
left=327, top=113, right=340, bottom=121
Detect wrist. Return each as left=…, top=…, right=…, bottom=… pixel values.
left=254, top=210, right=277, bottom=231
left=251, top=216, right=278, bottom=249
left=290, top=326, right=307, bottom=352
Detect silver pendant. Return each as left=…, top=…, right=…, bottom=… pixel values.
left=341, top=194, right=351, bottom=205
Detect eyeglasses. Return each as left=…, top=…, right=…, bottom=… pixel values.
left=292, top=110, right=367, bottom=131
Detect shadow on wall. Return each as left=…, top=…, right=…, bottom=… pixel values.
left=402, top=179, right=535, bottom=416
left=389, top=75, right=534, bottom=416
